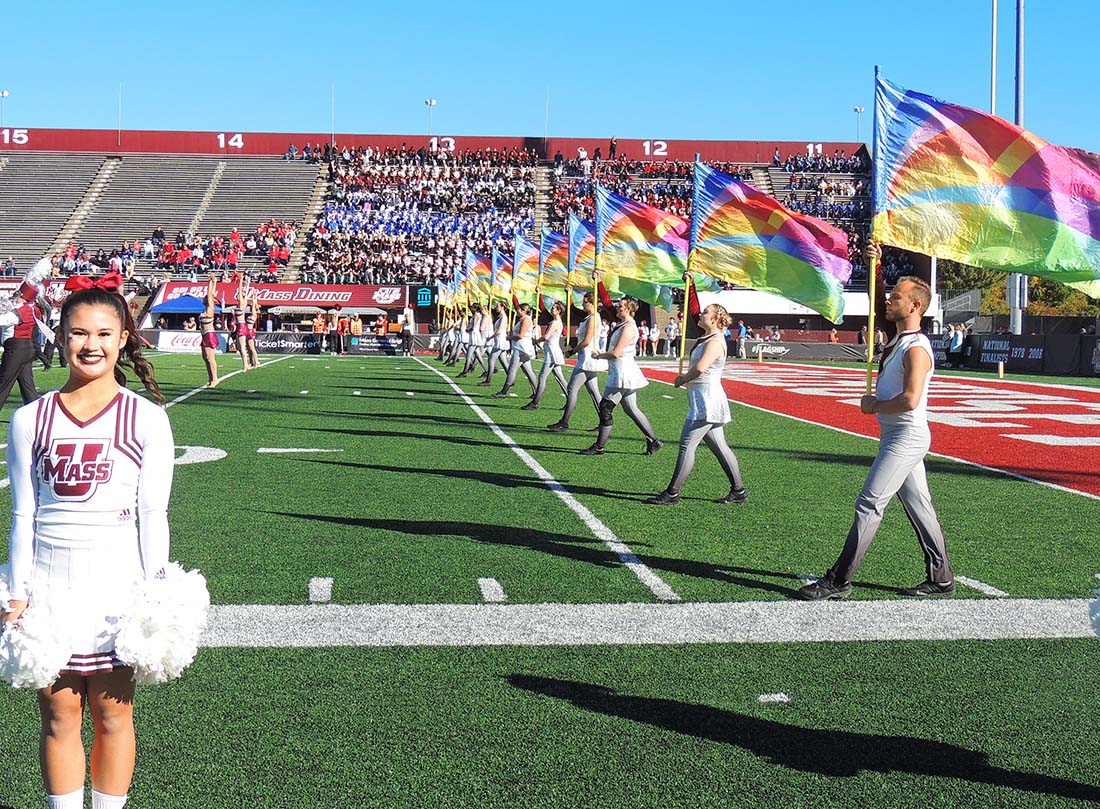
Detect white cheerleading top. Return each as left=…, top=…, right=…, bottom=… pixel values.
left=7, top=388, right=174, bottom=654
left=876, top=329, right=934, bottom=428
left=479, top=311, right=494, bottom=343
left=604, top=321, right=648, bottom=392
left=576, top=314, right=607, bottom=373
left=686, top=334, right=731, bottom=424
left=541, top=319, right=565, bottom=364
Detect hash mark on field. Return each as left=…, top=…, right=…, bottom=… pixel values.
left=308, top=577, right=333, bottom=603
left=416, top=357, right=679, bottom=602
left=478, top=578, right=507, bottom=603
left=353, top=391, right=362, bottom=396
left=758, top=693, right=791, bottom=704
left=406, top=391, right=415, bottom=396
left=956, top=576, right=1009, bottom=597
left=662, top=394, right=674, bottom=399
left=299, top=390, right=309, bottom=395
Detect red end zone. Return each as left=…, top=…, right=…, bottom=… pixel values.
left=643, top=363, right=1100, bottom=499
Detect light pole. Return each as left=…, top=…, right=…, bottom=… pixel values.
left=853, top=106, right=864, bottom=143
left=0, top=91, right=9, bottom=128
left=425, top=98, right=437, bottom=137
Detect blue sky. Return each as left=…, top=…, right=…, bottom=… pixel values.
left=2, top=0, right=1097, bottom=152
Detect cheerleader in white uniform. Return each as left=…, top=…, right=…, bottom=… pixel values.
left=645, top=303, right=747, bottom=505
left=581, top=298, right=661, bottom=456
left=523, top=302, right=568, bottom=410
left=1, top=281, right=205, bottom=809
left=479, top=302, right=511, bottom=386
left=493, top=303, right=537, bottom=398
left=548, top=292, right=605, bottom=432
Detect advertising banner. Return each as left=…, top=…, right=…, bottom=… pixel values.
left=153, top=330, right=229, bottom=353
left=253, top=332, right=322, bottom=354
left=149, top=282, right=408, bottom=314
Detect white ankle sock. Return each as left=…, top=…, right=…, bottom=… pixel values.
left=91, top=789, right=128, bottom=809
left=46, top=788, right=83, bottom=809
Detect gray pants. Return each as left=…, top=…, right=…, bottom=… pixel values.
left=531, top=358, right=568, bottom=405
left=667, top=419, right=744, bottom=495
left=559, top=366, right=602, bottom=425
left=502, top=350, right=537, bottom=393
left=595, top=388, right=656, bottom=448
left=829, top=423, right=952, bottom=585
left=483, top=347, right=510, bottom=382
left=462, top=343, right=487, bottom=374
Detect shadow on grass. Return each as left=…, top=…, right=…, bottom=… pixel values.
left=293, top=426, right=611, bottom=456
left=292, top=461, right=645, bottom=502
left=509, top=676, right=1100, bottom=802
left=265, top=512, right=637, bottom=567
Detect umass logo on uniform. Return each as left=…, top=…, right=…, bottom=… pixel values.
left=41, top=439, right=115, bottom=499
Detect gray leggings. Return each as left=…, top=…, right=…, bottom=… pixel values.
left=462, top=343, right=487, bottom=374
left=560, top=366, right=602, bottom=424
left=666, top=419, right=744, bottom=495
left=483, top=347, right=509, bottom=381
left=595, top=388, right=656, bottom=448
left=531, top=358, right=568, bottom=404
left=503, top=350, right=537, bottom=392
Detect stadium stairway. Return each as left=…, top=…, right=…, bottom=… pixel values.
left=49, top=157, right=122, bottom=259
left=751, top=166, right=774, bottom=195
left=286, top=160, right=329, bottom=281
left=532, top=163, right=554, bottom=236
left=72, top=155, right=224, bottom=254
left=0, top=152, right=107, bottom=269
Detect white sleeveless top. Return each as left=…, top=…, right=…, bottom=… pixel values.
left=542, top=319, right=564, bottom=364
left=576, top=315, right=607, bottom=373
left=492, top=314, right=510, bottom=351
left=470, top=312, right=486, bottom=347
left=605, top=321, right=648, bottom=392
left=876, top=330, right=934, bottom=428
left=512, top=316, right=535, bottom=359
left=686, top=333, right=731, bottom=424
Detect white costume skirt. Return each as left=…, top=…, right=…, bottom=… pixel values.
left=606, top=358, right=648, bottom=392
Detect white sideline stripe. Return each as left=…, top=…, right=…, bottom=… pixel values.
left=956, top=576, right=1009, bottom=597
left=201, top=598, right=1094, bottom=647
left=478, top=578, right=507, bottom=603
left=644, top=373, right=1100, bottom=503
left=308, top=577, right=333, bottom=603
left=257, top=448, right=344, bottom=454
left=758, top=693, right=791, bottom=703
left=414, top=357, right=679, bottom=602
left=166, top=355, right=293, bottom=407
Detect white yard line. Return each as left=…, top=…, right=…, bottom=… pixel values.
left=166, top=355, right=293, bottom=407
left=415, top=357, right=679, bottom=602
left=257, top=448, right=344, bottom=454
left=201, top=597, right=1094, bottom=648
left=956, top=576, right=1009, bottom=597
left=478, top=578, right=507, bottom=603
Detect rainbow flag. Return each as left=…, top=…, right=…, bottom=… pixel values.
left=540, top=226, right=571, bottom=294
left=873, top=75, right=1100, bottom=292
left=491, top=247, right=513, bottom=301
left=690, top=161, right=852, bottom=322
left=596, top=185, right=688, bottom=284
left=465, top=249, right=492, bottom=304
left=512, top=234, right=540, bottom=307
left=568, top=214, right=598, bottom=292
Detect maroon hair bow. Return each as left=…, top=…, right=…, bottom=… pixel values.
left=64, top=271, right=125, bottom=292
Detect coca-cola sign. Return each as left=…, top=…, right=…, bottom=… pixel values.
left=157, top=330, right=203, bottom=354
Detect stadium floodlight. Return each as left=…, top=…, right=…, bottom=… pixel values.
left=0, top=90, right=9, bottom=128
left=853, top=106, right=865, bottom=143
left=425, top=98, right=437, bottom=137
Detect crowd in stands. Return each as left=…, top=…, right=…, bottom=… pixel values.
left=299, top=144, right=535, bottom=285
left=774, top=148, right=868, bottom=173
left=43, top=219, right=298, bottom=287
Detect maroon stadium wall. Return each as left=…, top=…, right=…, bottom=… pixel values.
left=0, top=127, right=864, bottom=163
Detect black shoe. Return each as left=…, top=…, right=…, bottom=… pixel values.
left=644, top=438, right=663, bottom=456
left=456, top=371, right=469, bottom=378
left=547, top=421, right=569, bottom=432
left=717, top=487, right=749, bottom=505
left=491, top=391, right=509, bottom=398
left=797, top=576, right=852, bottom=601
left=900, top=580, right=955, bottom=597
left=521, top=402, right=538, bottom=411
left=579, top=444, right=605, bottom=456
left=477, top=380, right=492, bottom=386
left=644, top=490, right=680, bottom=506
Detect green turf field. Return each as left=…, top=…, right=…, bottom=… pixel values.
left=0, top=353, right=1096, bottom=808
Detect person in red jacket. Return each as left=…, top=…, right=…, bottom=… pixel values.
left=0, top=281, right=46, bottom=408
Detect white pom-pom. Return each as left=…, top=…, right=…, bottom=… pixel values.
left=0, top=591, right=79, bottom=690
left=0, top=563, right=12, bottom=612
left=1091, top=585, right=1100, bottom=639
left=114, top=563, right=210, bottom=685
left=26, top=258, right=53, bottom=286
